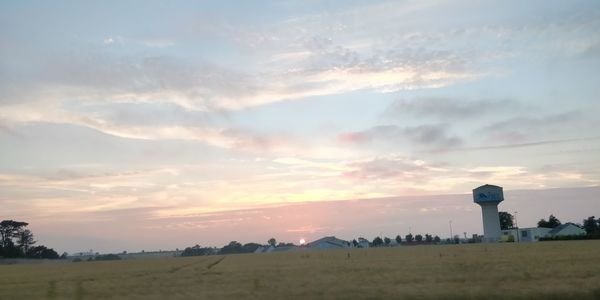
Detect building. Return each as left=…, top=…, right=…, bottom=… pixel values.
left=548, top=223, right=586, bottom=237
left=357, top=238, right=370, bottom=248
left=306, top=236, right=350, bottom=250
left=501, top=223, right=586, bottom=242
left=501, top=227, right=552, bottom=242
left=253, top=245, right=275, bottom=254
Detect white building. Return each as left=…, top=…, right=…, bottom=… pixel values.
left=253, top=245, right=275, bottom=253
left=307, top=236, right=350, bottom=250
left=357, top=238, right=370, bottom=248
left=501, top=227, right=552, bottom=242
left=501, top=223, right=586, bottom=242
left=548, top=223, right=586, bottom=237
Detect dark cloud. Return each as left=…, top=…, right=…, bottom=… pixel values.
left=478, top=111, right=581, bottom=143
left=338, top=124, right=462, bottom=149
left=385, top=97, right=520, bottom=119
left=423, top=136, right=600, bottom=153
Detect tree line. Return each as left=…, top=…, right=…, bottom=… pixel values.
left=180, top=234, right=449, bottom=257
left=181, top=238, right=297, bottom=256
left=0, top=220, right=62, bottom=259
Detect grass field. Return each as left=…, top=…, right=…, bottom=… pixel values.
left=1, top=241, right=599, bottom=299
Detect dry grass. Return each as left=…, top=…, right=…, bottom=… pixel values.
left=1, top=241, right=599, bottom=299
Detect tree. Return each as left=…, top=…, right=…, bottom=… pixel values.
left=352, top=239, right=358, bottom=247
left=0, top=240, right=20, bottom=258
left=499, top=211, right=514, bottom=230
left=0, top=220, right=28, bottom=248
left=433, top=236, right=441, bottom=243
left=425, top=234, right=433, bottom=243
left=538, top=214, right=562, bottom=228
left=415, top=234, right=423, bottom=242
left=383, top=237, right=391, bottom=246
left=93, top=254, right=122, bottom=261
left=26, top=246, right=59, bottom=259
left=17, top=229, right=35, bottom=254
left=182, top=245, right=213, bottom=257
left=395, top=235, right=402, bottom=244
left=241, top=243, right=262, bottom=253
left=372, top=237, right=384, bottom=247
left=405, top=233, right=414, bottom=243
left=219, top=241, right=243, bottom=254
left=268, top=238, right=277, bottom=247
left=583, top=216, right=600, bottom=234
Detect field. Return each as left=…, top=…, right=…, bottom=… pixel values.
left=1, top=241, right=599, bottom=299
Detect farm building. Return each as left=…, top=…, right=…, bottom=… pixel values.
left=307, top=236, right=350, bottom=250
left=254, top=245, right=275, bottom=254
left=501, top=227, right=552, bottom=242
left=271, top=245, right=298, bottom=252
left=358, top=238, right=370, bottom=248
left=501, top=223, right=586, bottom=242
left=548, top=223, right=586, bottom=237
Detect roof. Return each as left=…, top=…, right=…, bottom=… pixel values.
left=270, top=246, right=297, bottom=252
left=307, top=236, right=349, bottom=248
left=548, top=223, right=583, bottom=235
left=474, top=184, right=502, bottom=189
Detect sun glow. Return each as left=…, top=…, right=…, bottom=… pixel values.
left=299, top=239, right=306, bottom=245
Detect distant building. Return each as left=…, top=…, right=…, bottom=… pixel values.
left=307, top=236, right=350, bottom=250
left=548, top=223, right=586, bottom=237
left=501, top=223, right=586, bottom=242
left=357, top=238, right=370, bottom=248
left=270, top=245, right=297, bottom=252
left=254, top=245, right=275, bottom=254
left=502, top=227, right=552, bottom=242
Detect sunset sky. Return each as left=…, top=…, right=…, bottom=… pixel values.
left=1, top=0, right=599, bottom=253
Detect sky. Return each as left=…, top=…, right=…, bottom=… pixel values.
left=1, top=0, right=599, bottom=253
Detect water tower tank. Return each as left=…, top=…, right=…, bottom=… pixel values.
left=473, top=184, right=504, bottom=242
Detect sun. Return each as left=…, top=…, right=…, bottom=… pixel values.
left=299, top=238, right=306, bottom=245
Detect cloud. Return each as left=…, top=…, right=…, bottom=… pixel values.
left=103, top=37, right=115, bottom=45
left=425, top=136, right=600, bottom=153
left=478, top=111, right=581, bottom=143
left=385, top=97, right=521, bottom=119
left=0, top=100, right=299, bottom=153
left=342, top=155, right=443, bottom=181
left=338, top=124, right=463, bottom=149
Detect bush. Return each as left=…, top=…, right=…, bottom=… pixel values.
left=539, top=234, right=600, bottom=241
left=182, top=246, right=213, bottom=256
left=93, top=254, right=122, bottom=261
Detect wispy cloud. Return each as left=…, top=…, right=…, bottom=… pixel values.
left=338, top=124, right=462, bottom=150
left=478, top=111, right=582, bottom=143
left=385, top=97, right=521, bottom=119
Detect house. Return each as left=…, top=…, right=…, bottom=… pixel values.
left=357, top=237, right=370, bottom=248
left=548, top=223, right=586, bottom=237
left=270, top=245, right=297, bottom=252
left=306, top=236, right=350, bottom=250
left=253, top=245, right=275, bottom=254
left=501, top=227, right=552, bottom=242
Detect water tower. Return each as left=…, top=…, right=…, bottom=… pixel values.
left=473, top=184, right=504, bottom=242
